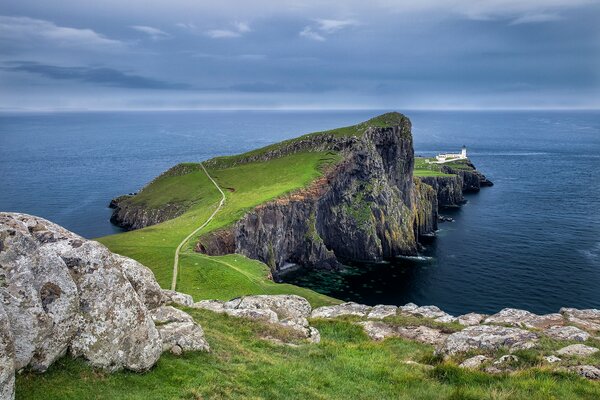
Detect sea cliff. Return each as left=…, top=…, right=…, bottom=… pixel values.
left=110, top=112, right=492, bottom=276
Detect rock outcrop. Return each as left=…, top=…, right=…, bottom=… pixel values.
left=438, top=325, right=538, bottom=356
left=193, top=295, right=320, bottom=343
left=441, top=161, right=493, bottom=192
left=0, top=213, right=209, bottom=400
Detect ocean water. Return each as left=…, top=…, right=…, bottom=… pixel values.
left=1, top=110, right=599, bottom=314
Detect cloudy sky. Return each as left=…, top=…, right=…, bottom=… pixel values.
left=1, top=0, right=599, bottom=110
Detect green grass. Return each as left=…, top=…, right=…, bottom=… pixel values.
left=16, top=309, right=600, bottom=400
left=207, top=112, right=407, bottom=168
left=413, top=157, right=470, bottom=177
left=98, top=150, right=340, bottom=307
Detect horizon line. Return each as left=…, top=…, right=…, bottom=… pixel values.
left=1, top=106, right=599, bottom=113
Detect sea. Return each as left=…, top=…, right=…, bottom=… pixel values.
left=1, top=110, right=599, bottom=315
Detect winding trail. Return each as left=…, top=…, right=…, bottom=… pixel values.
left=171, top=163, right=226, bottom=291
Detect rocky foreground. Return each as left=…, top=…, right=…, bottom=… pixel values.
left=0, top=213, right=209, bottom=400
left=2, top=212, right=599, bottom=399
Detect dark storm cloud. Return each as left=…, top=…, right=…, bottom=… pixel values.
left=3, top=61, right=191, bottom=90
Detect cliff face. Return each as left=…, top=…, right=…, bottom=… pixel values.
left=200, top=115, right=440, bottom=275
left=419, top=175, right=464, bottom=207
left=109, top=200, right=184, bottom=231
left=441, top=162, right=493, bottom=192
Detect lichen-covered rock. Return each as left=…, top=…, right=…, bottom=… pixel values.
left=157, top=322, right=209, bottom=353
left=311, top=302, right=372, bottom=319
left=438, top=325, right=538, bottom=355
left=568, top=365, right=600, bottom=380
left=359, top=321, right=448, bottom=345
left=560, top=308, right=600, bottom=332
left=162, top=289, right=194, bottom=307
left=544, top=325, right=590, bottom=342
left=457, top=313, right=485, bottom=326
left=556, top=344, right=599, bottom=357
left=0, top=303, right=15, bottom=400
left=459, top=355, right=489, bottom=369
left=401, top=305, right=454, bottom=321
left=225, top=308, right=279, bottom=323
left=227, top=295, right=312, bottom=320
left=149, top=306, right=194, bottom=325
left=484, top=308, right=563, bottom=329
left=0, top=212, right=200, bottom=399
left=196, top=295, right=321, bottom=343
left=193, top=300, right=226, bottom=313
left=367, top=305, right=398, bottom=320
left=116, top=255, right=163, bottom=309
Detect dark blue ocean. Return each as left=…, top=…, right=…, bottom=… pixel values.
left=1, top=110, right=599, bottom=315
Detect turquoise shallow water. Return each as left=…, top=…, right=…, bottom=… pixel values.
left=1, top=110, right=599, bottom=314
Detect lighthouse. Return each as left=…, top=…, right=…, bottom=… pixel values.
left=461, top=145, right=467, bottom=158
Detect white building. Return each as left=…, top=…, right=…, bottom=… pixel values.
left=428, top=146, right=467, bottom=164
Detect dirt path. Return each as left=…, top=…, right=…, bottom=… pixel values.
left=171, top=163, right=226, bottom=291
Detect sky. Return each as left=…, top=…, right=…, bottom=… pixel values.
left=0, top=0, right=599, bottom=111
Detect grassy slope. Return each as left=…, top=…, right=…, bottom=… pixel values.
left=99, top=151, right=340, bottom=307
left=17, top=309, right=600, bottom=400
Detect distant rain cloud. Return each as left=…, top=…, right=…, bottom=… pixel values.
left=3, top=61, right=191, bottom=90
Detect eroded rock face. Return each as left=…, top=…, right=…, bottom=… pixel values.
left=438, top=325, right=538, bottom=355
left=484, top=308, right=563, bottom=329
left=0, top=212, right=209, bottom=399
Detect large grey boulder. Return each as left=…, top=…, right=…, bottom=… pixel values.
left=438, top=325, right=538, bottom=355
left=0, top=303, right=15, bottom=400
left=0, top=212, right=209, bottom=399
left=484, top=308, right=563, bottom=329
left=311, top=302, right=371, bottom=318
left=560, top=308, right=600, bottom=332
left=359, top=321, right=448, bottom=345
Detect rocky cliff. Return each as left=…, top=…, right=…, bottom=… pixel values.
left=199, top=113, right=444, bottom=276
left=0, top=213, right=209, bottom=400
left=441, top=161, right=493, bottom=192
left=418, top=175, right=464, bottom=207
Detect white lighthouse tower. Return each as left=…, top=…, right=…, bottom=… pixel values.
left=461, top=145, right=467, bottom=158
